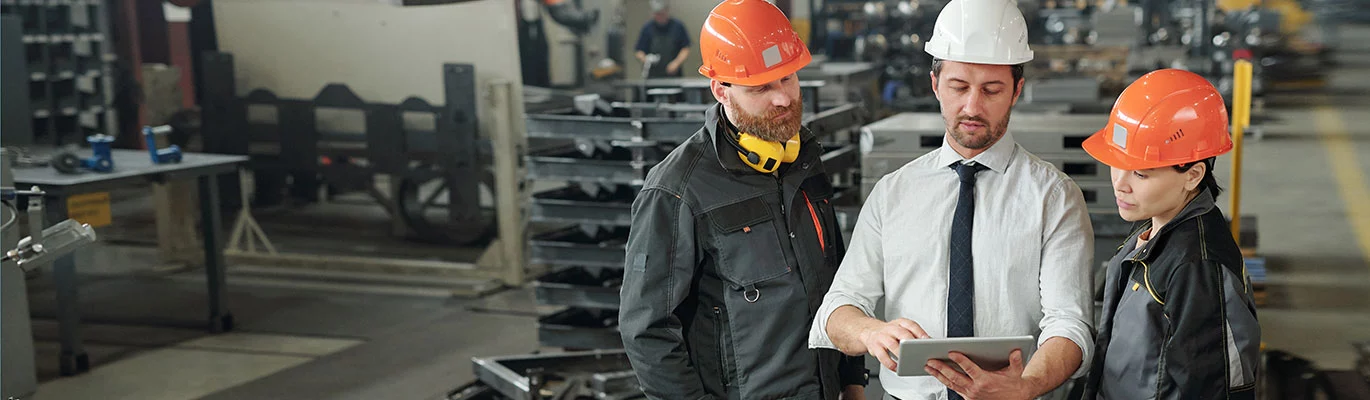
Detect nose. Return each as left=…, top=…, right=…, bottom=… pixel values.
left=770, top=90, right=792, bottom=108
left=1111, top=169, right=1131, bottom=193
left=961, top=89, right=985, bottom=117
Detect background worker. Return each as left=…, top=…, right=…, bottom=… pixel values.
left=634, top=0, right=692, bottom=78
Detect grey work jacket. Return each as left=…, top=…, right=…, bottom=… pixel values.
left=1081, top=190, right=1261, bottom=400
left=619, top=103, right=865, bottom=400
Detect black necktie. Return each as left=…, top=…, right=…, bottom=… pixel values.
left=947, top=162, right=986, bottom=400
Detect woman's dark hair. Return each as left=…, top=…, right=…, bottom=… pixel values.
left=1174, top=157, right=1222, bottom=198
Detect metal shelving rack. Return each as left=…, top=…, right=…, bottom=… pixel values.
left=1, top=0, right=118, bottom=147
left=522, top=108, right=693, bottom=350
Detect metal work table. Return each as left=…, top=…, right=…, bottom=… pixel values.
left=12, top=148, right=248, bottom=376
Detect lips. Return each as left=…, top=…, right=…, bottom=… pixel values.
left=1116, top=198, right=1136, bottom=210
left=958, top=121, right=986, bottom=131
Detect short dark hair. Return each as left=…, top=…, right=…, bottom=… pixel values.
left=1175, top=157, right=1223, bottom=198
left=931, top=58, right=1026, bottom=93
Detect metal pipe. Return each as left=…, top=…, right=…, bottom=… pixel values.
left=1229, top=59, right=1253, bottom=242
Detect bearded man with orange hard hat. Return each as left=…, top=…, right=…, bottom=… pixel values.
left=618, top=1, right=868, bottom=399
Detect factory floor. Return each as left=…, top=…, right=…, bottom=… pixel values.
left=15, top=25, right=1370, bottom=400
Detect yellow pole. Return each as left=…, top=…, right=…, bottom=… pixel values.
left=1230, top=60, right=1253, bottom=243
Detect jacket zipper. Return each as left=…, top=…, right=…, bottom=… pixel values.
left=802, top=191, right=825, bottom=252
left=776, top=177, right=786, bottom=217
left=714, top=306, right=729, bottom=387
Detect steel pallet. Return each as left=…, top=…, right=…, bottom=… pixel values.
left=470, top=350, right=640, bottom=400
left=533, top=267, right=622, bottom=310
left=529, top=227, right=627, bottom=270
left=538, top=308, right=623, bottom=350
left=531, top=186, right=633, bottom=227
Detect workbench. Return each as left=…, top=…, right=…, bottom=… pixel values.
left=11, top=148, right=248, bottom=376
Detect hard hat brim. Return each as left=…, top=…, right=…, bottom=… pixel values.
left=925, top=46, right=1034, bottom=65
left=703, top=51, right=813, bottom=87
left=1082, top=127, right=1170, bottom=171
left=1084, top=124, right=1235, bottom=171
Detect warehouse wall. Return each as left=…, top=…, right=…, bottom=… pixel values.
left=212, top=0, right=523, bottom=106
left=211, top=0, right=810, bottom=98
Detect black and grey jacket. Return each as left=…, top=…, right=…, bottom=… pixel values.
left=619, top=103, right=866, bottom=400
left=1081, top=190, right=1261, bottom=400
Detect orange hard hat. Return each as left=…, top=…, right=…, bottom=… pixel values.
left=698, top=0, right=812, bottom=87
left=1083, top=69, right=1233, bottom=170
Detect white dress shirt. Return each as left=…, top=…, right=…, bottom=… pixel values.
left=809, top=132, right=1095, bottom=399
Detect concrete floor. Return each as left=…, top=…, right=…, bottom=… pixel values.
left=10, top=24, right=1370, bottom=400
left=1219, top=24, right=1370, bottom=370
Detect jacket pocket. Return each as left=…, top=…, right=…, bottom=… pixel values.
left=706, top=196, right=791, bottom=287
left=706, top=197, right=814, bottom=397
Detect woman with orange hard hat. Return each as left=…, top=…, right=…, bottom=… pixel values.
left=1078, top=69, right=1261, bottom=400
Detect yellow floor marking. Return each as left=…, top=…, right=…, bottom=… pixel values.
left=1315, top=104, right=1370, bottom=265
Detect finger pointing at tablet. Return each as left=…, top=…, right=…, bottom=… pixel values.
left=894, top=319, right=931, bottom=339
left=858, top=318, right=931, bottom=371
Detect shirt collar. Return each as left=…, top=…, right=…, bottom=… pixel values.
left=935, top=130, right=1018, bottom=173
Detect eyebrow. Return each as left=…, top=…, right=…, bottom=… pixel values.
left=947, top=78, right=1007, bottom=86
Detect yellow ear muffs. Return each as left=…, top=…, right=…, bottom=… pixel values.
left=735, top=132, right=801, bottom=173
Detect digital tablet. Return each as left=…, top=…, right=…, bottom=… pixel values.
left=894, top=335, right=1037, bottom=377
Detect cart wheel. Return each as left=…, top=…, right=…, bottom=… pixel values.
left=396, top=168, right=497, bottom=245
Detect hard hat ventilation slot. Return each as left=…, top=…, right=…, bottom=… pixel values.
left=1167, top=129, right=1186, bottom=144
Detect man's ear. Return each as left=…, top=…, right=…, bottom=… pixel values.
left=1011, top=79, right=1025, bottom=107
left=929, top=72, right=940, bottom=102
left=711, top=80, right=730, bottom=107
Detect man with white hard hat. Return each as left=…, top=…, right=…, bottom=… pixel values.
left=808, top=0, right=1096, bottom=398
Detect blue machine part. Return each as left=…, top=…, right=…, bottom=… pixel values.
left=83, top=134, right=115, bottom=173
left=142, top=125, right=183, bottom=164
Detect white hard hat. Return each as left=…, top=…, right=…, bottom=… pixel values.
left=924, top=0, right=1034, bottom=65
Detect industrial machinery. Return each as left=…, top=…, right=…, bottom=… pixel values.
left=202, top=55, right=495, bottom=246
left=449, top=350, right=644, bottom=400
left=813, top=0, right=1329, bottom=114
left=142, top=125, right=184, bottom=164
left=814, top=0, right=944, bottom=110
left=517, top=0, right=606, bottom=88
left=1, top=181, right=98, bottom=400
left=50, top=134, right=115, bottom=174
left=1, top=213, right=99, bottom=272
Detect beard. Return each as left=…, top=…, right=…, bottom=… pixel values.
left=731, top=99, right=804, bottom=143
left=947, top=112, right=1011, bottom=150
